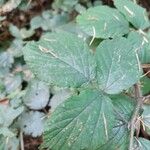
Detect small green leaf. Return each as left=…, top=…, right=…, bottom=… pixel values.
left=42, top=89, right=115, bottom=150
left=96, top=37, right=142, bottom=94
left=0, top=105, right=24, bottom=127
left=49, top=88, right=73, bottom=112
left=4, top=74, right=22, bottom=94
left=76, top=6, right=129, bottom=38
left=23, top=31, right=96, bottom=88
left=9, top=24, right=22, bottom=39
left=19, top=111, right=46, bottom=137
left=0, top=136, right=19, bottom=150
left=24, top=79, right=50, bottom=110
left=0, top=127, right=14, bottom=137
left=114, top=0, right=150, bottom=29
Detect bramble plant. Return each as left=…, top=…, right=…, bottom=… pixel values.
left=0, top=0, right=150, bottom=149
left=22, top=0, right=150, bottom=149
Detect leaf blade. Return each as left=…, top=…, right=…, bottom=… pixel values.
left=23, top=31, right=96, bottom=87
left=42, top=89, right=115, bottom=150
left=96, top=37, right=142, bottom=94
left=76, top=6, right=129, bottom=38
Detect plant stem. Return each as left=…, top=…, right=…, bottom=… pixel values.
left=128, top=83, right=143, bottom=150
left=20, top=131, right=24, bottom=150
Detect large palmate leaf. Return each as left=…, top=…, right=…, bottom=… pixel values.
left=114, top=0, right=150, bottom=29
left=76, top=6, right=129, bottom=38
left=23, top=31, right=96, bottom=88
left=42, top=89, right=115, bottom=150
left=96, top=37, right=142, bottom=94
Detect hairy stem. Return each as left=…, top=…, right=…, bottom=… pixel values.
left=129, top=83, right=143, bottom=150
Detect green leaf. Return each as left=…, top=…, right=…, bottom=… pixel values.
left=23, top=31, right=96, bottom=88
left=19, top=111, right=46, bottom=137
left=6, top=137, right=19, bottom=150
left=101, top=94, right=135, bottom=150
left=142, top=105, right=150, bottom=135
left=96, top=37, right=142, bottom=94
left=24, top=79, right=50, bottom=110
left=0, top=127, right=14, bottom=137
left=0, top=136, right=19, bottom=150
left=0, top=105, right=23, bottom=127
left=136, top=138, right=150, bottom=150
left=4, top=74, right=22, bottom=94
left=127, top=31, right=150, bottom=64
left=49, top=88, right=73, bottom=112
left=42, top=89, right=115, bottom=150
left=30, top=11, right=69, bottom=31
left=52, top=0, right=78, bottom=12
left=9, top=24, right=22, bottom=39
left=8, top=39, right=24, bottom=57
left=76, top=6, right=129, bottom=38
left=141, top=76, right=150, bottom=95
left=114, top=0, right=150, bottom=29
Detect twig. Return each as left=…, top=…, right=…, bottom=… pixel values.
left=129, top=83, right=143, bottom=150
left=20, top=131, right=24, bottom=150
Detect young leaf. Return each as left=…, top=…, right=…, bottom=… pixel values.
left=23, top=31, right=96, bottom=88
left=0, top=105, right=24, bottom=127
left=4, top=74, right=22, bottom=94
left=42, top=89, right=115, bottom=150
left=114, top=0, right=150, bottom=29
left=0, top=127, right=14, bottom=137
left=96, top=37, right=142, bottom=94
left=9, top=24, right=22, bottom=39
left=23, top=79, right=50, bottom=110
left=76, top=6, right=129, bottom=38
left=19, top=111, right=46, bottom=137
left=49, top=88, right=73, bottom=112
